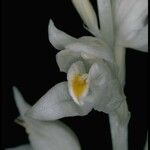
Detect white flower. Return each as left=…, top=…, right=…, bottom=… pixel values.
left=26, top=20, right=125, bottom=121
left=27, top=57, right=124, bottom=120
left=7, top=0, right=147, bottom=149
left=27, top=0, right=147, bottom=149
left=6, top=87, right=81, bottom=150
left=26, top=0, right=132, bottom=125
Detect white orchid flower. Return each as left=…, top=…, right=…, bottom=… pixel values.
left=6, top=87, right=81, bottom=150
left=25, top=0, right=147, bottom=150
left=27, top=0, right=131, bottom=120
left=26, top=17, right=128, bottom=121
left=27, top=0, right=130, bottom=120
left=27, top=58, right=125, bottom=120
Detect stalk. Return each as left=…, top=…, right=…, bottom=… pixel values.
left=109, top=100, right=130, bottom=150
left=109, top=114, right=128, bottom=150
left=109, top=44, right=130, bottom=150
left=114, top=45, right=126, bottom=86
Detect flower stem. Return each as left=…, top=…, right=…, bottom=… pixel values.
left=114, top=45, right=126, bottom=86
left=109, top=114, right=128, bottom=150
left=109, top=44, right=129, bottom=150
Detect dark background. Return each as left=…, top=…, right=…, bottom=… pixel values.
left=1, top=0, right=148, bottom=150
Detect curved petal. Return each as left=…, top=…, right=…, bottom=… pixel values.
left=48, top=20, right=77, bottom=50
left=88, top=61, right=124, bottom=113
left=67, top=61, right=89, bottom=105
left=5, top=144, right=32, bottom=150
left=88, top=59, right=116, bottom=82
left=56, top=36, right=114, bottom=73
left=97, top=0, right=114, bottom=47
left=67, top=61, right=86, bottom=81
left=56, top=49, right=98, bottom=73
left=66, top=36, right=114, bottom=63
left=10, top=87, right=82, bottom=150
left=56, top=50, right=82, bottom=72
left=25, top=118, right=81, bottom=150
left=27, top=82, right=92, bottom=121
left=71, top=0, right=100, bottom=37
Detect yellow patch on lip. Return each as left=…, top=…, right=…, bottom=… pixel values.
left=70, top=74, right=88, bottom=100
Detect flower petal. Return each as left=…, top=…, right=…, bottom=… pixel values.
left=67, top=61, right=86, bottom=81
left=11, top=87, right=82, bottom=150
left=123, top=24, right=148, bottom=52
left=114, top=0, right=148, bottom=52
left=27, top=82, right=92, bottom=121
left=88, top=61, right=124, bottom=113
left=66, top=36, right=114, bottom=63
left=88, top=59, right=115, bottom=82
left=71, top=0, right=100, bottom=37
left=25, top=119, right=81, bottom=150
left=115, top=0, right=148, bottom=29
left=67, top=61, right=89, bottom=105
left=5, top=144, right=32, bottom=150
left=97, top=0, right=114, bottom=47
left=13, top=87, right=31, bottom=117
left=48, top=20, right=77, bottom=50
left=56, top=36, right=114, bottom=73
left=56, top=50, right=81, bottom=72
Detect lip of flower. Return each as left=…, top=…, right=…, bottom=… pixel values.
left=68, top=60, right=105, bottom=106
left=69, top=73, right=89, bottom=105
left=67, top=61, right=91, bottom=106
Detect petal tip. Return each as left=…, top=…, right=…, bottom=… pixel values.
left=48, top=19, right=76, bottom=50
left=12, top=86, right=31, bottom=116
